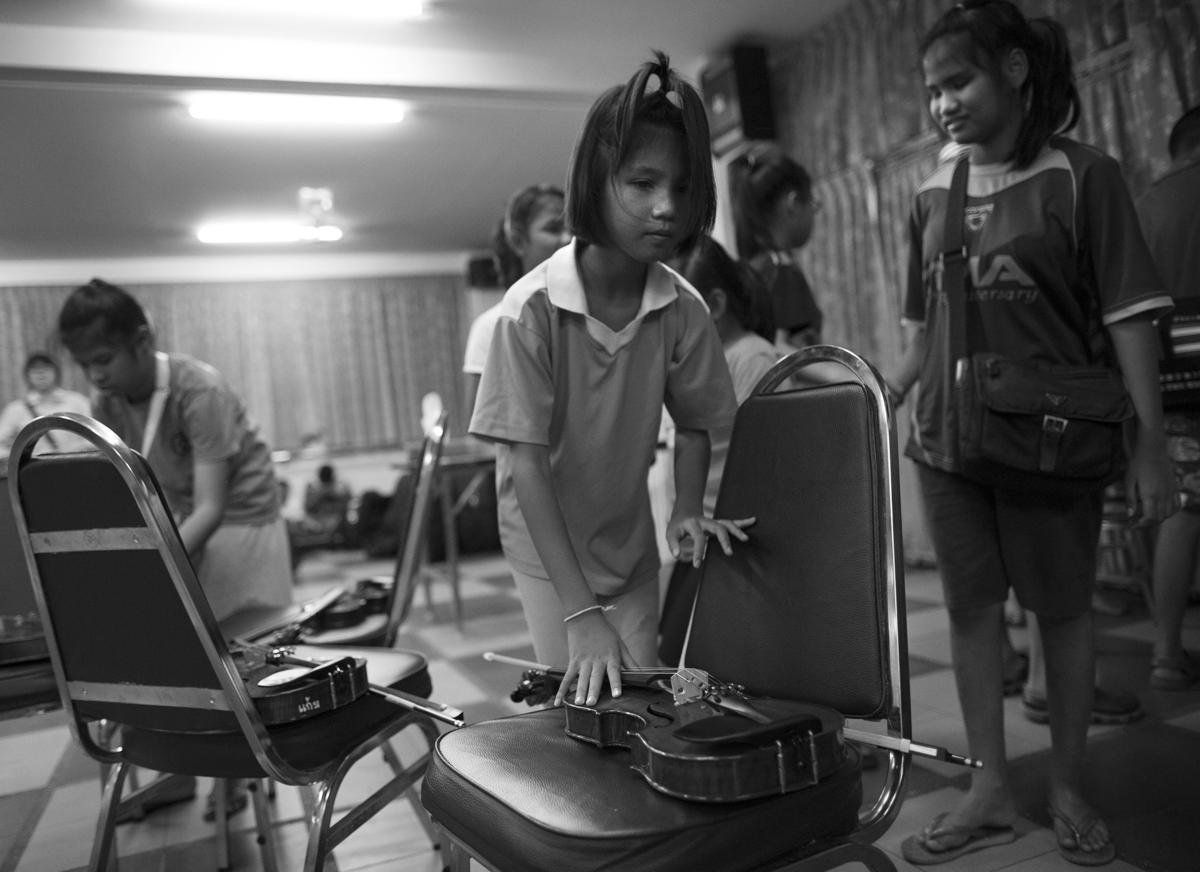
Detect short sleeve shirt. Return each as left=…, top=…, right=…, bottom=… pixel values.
left=470, top=239, right=737, bottom=595
left=462, top=301, right=504, bottom=375
left=902, top=139, right=1172, bottom=471
left=92, top=353, right=279, bottom=524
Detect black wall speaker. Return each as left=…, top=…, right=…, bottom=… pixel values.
left=466, top=253, right=499, bottom=288
left=701, top=44, right=777, bottom=156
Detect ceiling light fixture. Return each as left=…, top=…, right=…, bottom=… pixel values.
left=198, top=187, right=343, bottom=245
left=188, top=93, right=405, bottom=125
left=146, top=0, right=424, bottom=20
left=196, top=223, right=343, bottom=245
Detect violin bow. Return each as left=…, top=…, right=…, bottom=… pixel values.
left=485, top=653, right=980, bottom=768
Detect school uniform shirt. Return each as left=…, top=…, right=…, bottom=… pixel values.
left=470, top=239, right=737, bottom=597
left=0, top=387, right=92, bottom=454
left=902, top=138, right=1172, bottom=473
left=91, top=353, right=280, bottom=525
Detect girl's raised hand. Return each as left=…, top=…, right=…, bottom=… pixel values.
left=556, top=611, right=631, bottom=707
left=667, top=515, right=756, bottom=568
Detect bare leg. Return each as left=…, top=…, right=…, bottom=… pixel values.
left=1151, top=511, right=1200, bottom=663
left=1038, top=611, right=1110, bottom=855
left=930, top=602, right=1017, bottom=840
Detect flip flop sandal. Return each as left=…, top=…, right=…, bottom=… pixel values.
left=900, top=812, right=1017, bottom=865
left=1003, top=652, right=1029, bottom=697
left=1150, top=652, right=1199, bottom=691
left=1022, top=687, right=1143, bottom=725
left=202, top=787, right=249, bottom=823
left=1048, top=805, right=1117, bottom=866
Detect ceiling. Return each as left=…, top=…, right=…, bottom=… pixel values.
left=0, top=0, right=853, bottom=273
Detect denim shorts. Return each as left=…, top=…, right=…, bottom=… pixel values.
left=916, top=464, right=1103, bottom=619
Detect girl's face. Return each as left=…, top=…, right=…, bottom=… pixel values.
left=25, top=363, right=58, bottom=393
left=922, top=36, right=1026, bottom=161
left=603, top=123, right=692, bottom=263
left=69, top=328, right=154, bottom=400
left=513, top=197, right=568, bottom=273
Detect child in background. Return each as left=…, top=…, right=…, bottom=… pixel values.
left=0, top=351, right=92, bottom=455
left=730, top=143, right=820, bottom=352
left=462, top=184, right=570, bottom=406
left=669, top=235, right=778, bottom=515
left=58, top=279, right=293, bottom=622
left=885, top=2, right=1174, bottom=864
left=471, top=52, right=752, bottom=707
left=58, top=278, right=294, bottom=820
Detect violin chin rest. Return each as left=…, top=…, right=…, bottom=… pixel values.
left=673, top=710, right=824, bottom=746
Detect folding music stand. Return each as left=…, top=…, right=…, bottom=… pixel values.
left=421, top=346, right=913, bottom=872
left=8, top=413, right=451, bottom=872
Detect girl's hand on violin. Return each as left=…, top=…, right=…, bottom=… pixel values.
left=667, top=515, right=756, bottom=568
left=558, top=611, right=625, bottom=706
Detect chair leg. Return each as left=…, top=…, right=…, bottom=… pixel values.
left=437, top=829, right=472, bottom=872
left=248, top=779, right=279, bottom=872
left=213, top=780, right=229, bottom=870
left=89, top=760, right=130, bottom=872
left=381, top=740, right=438, bottom=849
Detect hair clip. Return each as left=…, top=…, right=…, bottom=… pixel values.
left=643, top=72, right=683, bottom=109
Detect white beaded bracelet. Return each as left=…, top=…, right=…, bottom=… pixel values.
left=562, top=603, right=614, bottom=623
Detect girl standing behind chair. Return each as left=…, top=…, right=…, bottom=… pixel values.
left=462, top=184, right=570, bottom=407
left=58, top=279, right=293, bottom=622
left=470, top=52, right=751, bottom=708
left=885, top=2, right=1174, bottom=865
left=730, top=143, right=820, bottom=353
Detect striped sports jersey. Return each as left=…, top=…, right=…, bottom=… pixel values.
left=902, top=137, right=1171, bottom=472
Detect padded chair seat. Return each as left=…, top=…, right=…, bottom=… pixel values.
left=123, top=647, right=431, bottom=779
left=422, top=707, right=863, bottom=872
left=0, top=659, right=59, bottom=717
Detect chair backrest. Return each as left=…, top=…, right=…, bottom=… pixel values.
left=683, top=346, right=910, bottom=835
left=6, top=413, right=299, bottom=778
left=382, top=408, right=447, bottom=645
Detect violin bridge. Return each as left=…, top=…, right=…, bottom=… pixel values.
left=670, top=668, right=713, bottom=706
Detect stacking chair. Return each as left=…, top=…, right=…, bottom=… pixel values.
left=7, top=413, right=450, bottom=872
left=0, top=465, right=58, bottom=720
left=224, top=408, right=448, bottom=650
left=421, top=345, right=913, bottom=872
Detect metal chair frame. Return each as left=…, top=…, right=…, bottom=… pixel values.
left=8, top=413, right=441, bottom=872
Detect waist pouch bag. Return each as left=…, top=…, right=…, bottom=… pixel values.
left=954, top=352, right=1132, bottom=497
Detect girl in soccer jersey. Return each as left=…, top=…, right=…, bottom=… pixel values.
left=885, top=1, right=1175, bottom=865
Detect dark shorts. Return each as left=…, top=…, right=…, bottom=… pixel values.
left=1164, top=411, right=1200, bottom=512
left=916, top=464, right=1103, bottom=619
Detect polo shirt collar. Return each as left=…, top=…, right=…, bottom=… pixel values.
left=546, top=238, right=679, bottom=319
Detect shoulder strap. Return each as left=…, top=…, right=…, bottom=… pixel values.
left=942, top=157, right=970, bottom=398
left=23, top=398, right=58, bottom=449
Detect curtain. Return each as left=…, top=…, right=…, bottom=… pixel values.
left=0, top=274, right=468, bottom=453
left=772, top=0, right=1199, bottom=559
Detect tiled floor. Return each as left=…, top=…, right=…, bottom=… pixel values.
left=2, top=548, right=1198, bottom=872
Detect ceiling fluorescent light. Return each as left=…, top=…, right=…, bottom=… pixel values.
left=189, top=94, right=405, bottom=125
left=146, top=0, right=423, bottom=20
left=197, top=223, right=343, bottom=245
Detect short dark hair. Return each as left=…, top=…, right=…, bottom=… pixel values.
left=23, top=352, right=60, bottom=380
left=671, top=235, right=774, bottom=341
left=1168, top=105, right=1200, bottom=161
left=58, top=278, right=150, bottom=352
left=566, top=50, right=715, bottom=253
left=493, top=184, right=565, bottom=286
